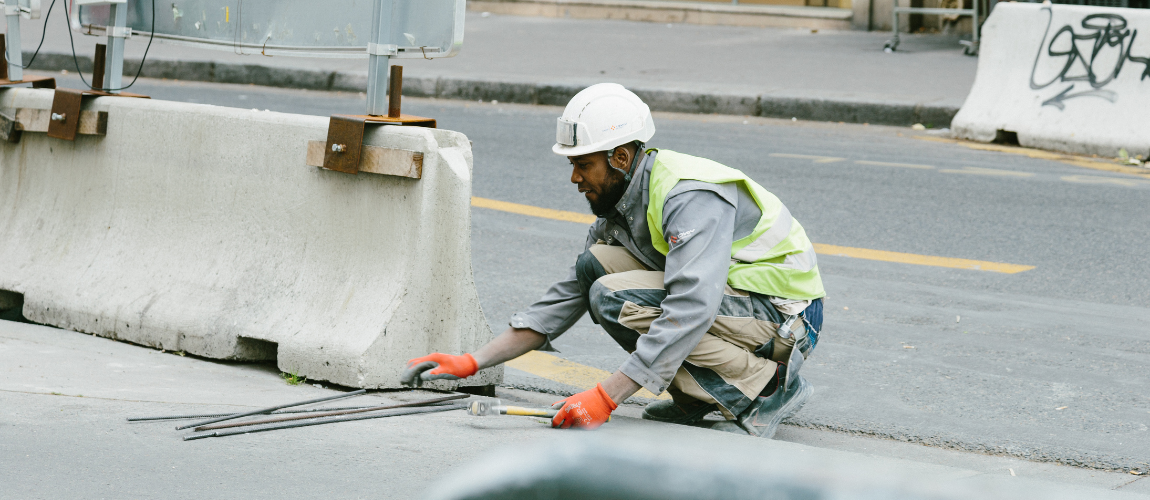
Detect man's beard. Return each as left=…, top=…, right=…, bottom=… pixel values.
left=588, top=170, right=629, bottom=217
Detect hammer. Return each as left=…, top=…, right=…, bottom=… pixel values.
left=467, top=399, right=558, bottom=418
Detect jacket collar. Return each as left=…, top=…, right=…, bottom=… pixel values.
left=611, top=149, right=655, bottom=217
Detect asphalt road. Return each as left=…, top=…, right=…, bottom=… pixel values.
left=40, top=74, right=1150, bottom=472
left=8, top=320, right=1143, bottom=499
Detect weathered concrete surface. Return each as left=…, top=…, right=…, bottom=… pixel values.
left=952, top=4, right=1150, bottom=157
left=0, top=88, right=499, bottom=389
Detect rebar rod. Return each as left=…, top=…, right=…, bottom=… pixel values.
left=183, top=403, right=464, bottom=441
left=127, top=405, right=379, bottom=422
left=174, top=389, right=367, bottom=430
left=193, top=394, right=469, bottom=431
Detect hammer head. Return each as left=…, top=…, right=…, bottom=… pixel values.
left=467, top=399, right=503, bottom=416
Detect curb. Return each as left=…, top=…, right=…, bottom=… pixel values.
left=29, top=52, right=958, bottom=127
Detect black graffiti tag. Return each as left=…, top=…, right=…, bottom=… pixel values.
left=1029, top=9, right=1150, bottom=110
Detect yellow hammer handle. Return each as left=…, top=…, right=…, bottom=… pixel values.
left=503, top=406, right=558, bottom=417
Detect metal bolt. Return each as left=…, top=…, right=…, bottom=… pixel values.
left=50, top=113, right=66, bottom=122
left=331, top=144, right=346, bottom=153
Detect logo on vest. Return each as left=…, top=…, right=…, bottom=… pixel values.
left=667, top=228, right=697, bottom=246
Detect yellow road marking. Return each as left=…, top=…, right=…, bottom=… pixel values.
left=478, top=198, right=1035, bottom=389
left=770, top=153, right=846, bottom=163
left=506, top=350, right=671, bottom=400
left=472, top=197, right=595, bottom=224
left=472, top=198, right=1035, bottom=274
left=913, top=136, right=1150, bottom=179
left=813, top=243, right=1035, bottom=274
left=855, top=160, right=934, bottom=170
left=939, top=167, right=1035, bottom=178
left=1060, top=175, right=1149, bottom=187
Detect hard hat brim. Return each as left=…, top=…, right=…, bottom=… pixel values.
left=552, top=142, right=611, bottom=157
left=551, top=128, right=654, bottom=158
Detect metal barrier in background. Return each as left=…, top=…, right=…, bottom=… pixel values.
left=884, top=0, right=980, bottom=55
left=71, top=0, right=464, bottom=115
left=73, top=0, right=463, bottom=58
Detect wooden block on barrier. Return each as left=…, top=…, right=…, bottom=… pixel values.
left=16, top=108, right=108, bottom=136
left=305, top=140, right=423, bottom=179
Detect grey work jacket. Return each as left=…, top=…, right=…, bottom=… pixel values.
left=510, top=150, right=763, bottom=395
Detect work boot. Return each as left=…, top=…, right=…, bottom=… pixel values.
left=711, top=363, right=813, bottom=439
left=641, top=391, right=718, bottom=425
left=737, top=374, right=812, bottom=438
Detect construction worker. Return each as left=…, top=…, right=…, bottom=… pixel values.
left=402, top=83, right=825, bottom=438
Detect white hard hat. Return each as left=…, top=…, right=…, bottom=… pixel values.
left=553, top=83, right=656, bottom=157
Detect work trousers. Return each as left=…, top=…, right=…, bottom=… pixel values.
left=577, top=244, right=822, bottom=418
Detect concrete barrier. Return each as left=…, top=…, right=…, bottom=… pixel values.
left=0, top=88, right=501, bottom=389
left=952, top=3, right=1150, bottom=157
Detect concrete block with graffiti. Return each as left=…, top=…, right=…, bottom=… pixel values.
left=952, top=3, right=1149, bottom=158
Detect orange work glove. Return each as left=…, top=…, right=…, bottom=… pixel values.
left=401, top=353, right=478, bottom=387
left=551, top=383, right=618, bottom=429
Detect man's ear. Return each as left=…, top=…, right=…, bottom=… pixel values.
left=610, top=145, right=634, bottom=173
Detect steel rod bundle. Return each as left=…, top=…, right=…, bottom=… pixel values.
left=127, top=406, right=381, bottom=422
left=183, top=403, right=465, bottom=441
left=174, top=389, right=368, bottom=430
left=192, top=393, right=469, bottom=431
left=125, top=389, right=471, bottom=441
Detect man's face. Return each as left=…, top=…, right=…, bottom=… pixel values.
left=569, top=152, right=626, bottom=216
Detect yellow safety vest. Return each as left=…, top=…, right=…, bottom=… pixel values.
left=646, top=149, right=826, bottom=300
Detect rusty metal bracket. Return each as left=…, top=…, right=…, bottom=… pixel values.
left=320, top=114, right=437, bottom=174
left=323, top=115, right=368, bottom=174
left=319, top=65, right=436, bottom=175
left=46, top=88, right=148, bottom=141
left=0, top=36, right=56, bottom=89
left=47, top=88, right=84, bottom=141
left=0, top=74, right=56, bottom=89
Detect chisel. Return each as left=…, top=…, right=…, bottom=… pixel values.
left=467, top=399, right=558, bottom=418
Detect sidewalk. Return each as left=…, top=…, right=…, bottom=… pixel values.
left=3, top=319, right=1147, bottom=498
left=20, top=11, right=975, bottom=126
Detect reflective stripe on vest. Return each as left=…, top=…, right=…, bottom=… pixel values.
left=731, top=203, right=793, bottom=263
left=646, top=149, right=826, bottom=301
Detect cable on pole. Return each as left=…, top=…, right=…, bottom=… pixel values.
left=63, top=0, right=155, bottom=91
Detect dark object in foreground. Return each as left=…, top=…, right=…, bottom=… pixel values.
left=183, top=404, right=465, bottom=441
left=174, top=389, right=367, bottom=430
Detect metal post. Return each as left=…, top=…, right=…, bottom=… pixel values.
left=890, top=2, right=900, bottom=51
left=5, top=3, right=22, bottom=82
left=388, top=65, right=402, bottom=118
left=365, top=0, right=396, bottom=116
left=972, top=0, right=980, bottom=48
left=102, top=2, right=128, bottom=92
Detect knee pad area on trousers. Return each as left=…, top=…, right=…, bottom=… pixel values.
left=575, top=249, right=607, bottom=298
left=588, top=281, right=642, bottom=352
left=587, top=280, right=610, bottom=325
